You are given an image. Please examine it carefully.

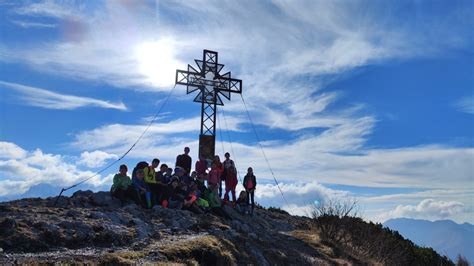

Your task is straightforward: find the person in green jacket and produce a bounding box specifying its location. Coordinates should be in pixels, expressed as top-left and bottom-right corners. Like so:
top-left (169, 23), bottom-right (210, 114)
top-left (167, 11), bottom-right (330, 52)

top-left (144, 158), bottom-right (160, 206)
top-left (111, 164), bottom-right (137, 205)
top-left (203, 187), bottom-right (231, 219)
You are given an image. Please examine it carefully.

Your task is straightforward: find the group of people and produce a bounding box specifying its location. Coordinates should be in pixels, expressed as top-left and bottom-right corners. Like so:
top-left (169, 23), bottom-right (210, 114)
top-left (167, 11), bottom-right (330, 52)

top-left (110, 147), bottom-right (257, 218)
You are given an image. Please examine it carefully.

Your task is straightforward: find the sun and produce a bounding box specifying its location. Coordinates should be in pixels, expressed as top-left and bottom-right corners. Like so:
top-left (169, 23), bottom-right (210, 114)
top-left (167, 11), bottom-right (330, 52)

top-left (134, 38), bottom-right (182, 88)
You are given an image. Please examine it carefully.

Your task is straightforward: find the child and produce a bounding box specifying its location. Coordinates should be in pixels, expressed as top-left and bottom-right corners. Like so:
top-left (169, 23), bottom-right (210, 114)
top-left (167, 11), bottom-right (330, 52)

top-left (191, 171), bottom-right (198, 182)
top-left (243, 167), bottom-right (257, 215)
top-left (144, 158), bottom-right (160, 207)
top-left (212, 155), bottom-right (224, 197)
top-left (165, 167), bottom-right (173, 180)
top-left (207, 161), bottom-right (221, 193)
top-left (223, 153), bottom-right (238, 204)
top-left (235, 190), bottom-right (250, 215)
top-left (110, 164), bottom-right (136, 205)
top-left (132, 169), bottom-right (151, 208)
top-left (167, 176), bottom-right (186, 210)
top-left (203, 187), bottom-right (231, 220)
top-left (195, 155), bottom-right (208, 181)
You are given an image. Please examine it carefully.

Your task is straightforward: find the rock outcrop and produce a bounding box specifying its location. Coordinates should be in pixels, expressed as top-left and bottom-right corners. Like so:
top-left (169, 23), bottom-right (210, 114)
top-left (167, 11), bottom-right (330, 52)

top-left (0, 191), bottom-right (453, 265)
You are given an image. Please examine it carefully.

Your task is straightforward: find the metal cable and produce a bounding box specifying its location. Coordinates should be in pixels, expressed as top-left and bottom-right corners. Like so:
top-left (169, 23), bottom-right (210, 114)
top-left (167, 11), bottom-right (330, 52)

top-left (239, 94), bottom-right (289, 206)
top-left (221, 108), bottom-right (243, 184)
top-left (53, 85), bottom-right (176, 205)
top-left (216, 109), bottom-right (226, 156)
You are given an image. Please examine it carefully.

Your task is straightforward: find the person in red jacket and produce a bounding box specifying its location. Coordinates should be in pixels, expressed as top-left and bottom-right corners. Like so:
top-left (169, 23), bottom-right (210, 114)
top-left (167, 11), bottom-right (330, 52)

top-left (207, 161), bottom-right (222, 193)
top-left (195, 155), bottom-right (208, 182)
top-left (223, 152), bottom-right (238, 204)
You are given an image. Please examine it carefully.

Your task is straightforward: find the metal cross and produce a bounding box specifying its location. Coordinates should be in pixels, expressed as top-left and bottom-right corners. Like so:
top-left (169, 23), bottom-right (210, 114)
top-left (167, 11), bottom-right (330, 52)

top-left (175, 50), bottom-right (242, 160)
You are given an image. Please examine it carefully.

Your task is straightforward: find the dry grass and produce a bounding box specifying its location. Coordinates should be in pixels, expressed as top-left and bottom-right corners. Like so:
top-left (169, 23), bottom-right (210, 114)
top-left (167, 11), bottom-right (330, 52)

top-left (291, 230), bottom-right (356, 265)
top-left (101, 250), bottom-right (146, 265)
top-left (159, 235), bottom-right (237, 265)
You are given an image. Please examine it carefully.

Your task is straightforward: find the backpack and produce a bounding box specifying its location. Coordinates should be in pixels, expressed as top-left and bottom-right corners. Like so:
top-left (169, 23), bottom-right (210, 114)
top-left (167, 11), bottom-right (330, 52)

top-left (132, 161), bottom-right (149, 179)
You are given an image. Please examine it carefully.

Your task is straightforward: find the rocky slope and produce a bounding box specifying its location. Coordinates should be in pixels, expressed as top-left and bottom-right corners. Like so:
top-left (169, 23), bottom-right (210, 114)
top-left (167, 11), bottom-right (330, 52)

top-left (0, 191), bottom-right (453, 265)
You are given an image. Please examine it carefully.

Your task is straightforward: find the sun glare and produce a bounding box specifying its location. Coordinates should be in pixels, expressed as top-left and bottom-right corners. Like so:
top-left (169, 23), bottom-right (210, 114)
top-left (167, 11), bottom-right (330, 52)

top-left (134, 39), bottom-right (181, 88)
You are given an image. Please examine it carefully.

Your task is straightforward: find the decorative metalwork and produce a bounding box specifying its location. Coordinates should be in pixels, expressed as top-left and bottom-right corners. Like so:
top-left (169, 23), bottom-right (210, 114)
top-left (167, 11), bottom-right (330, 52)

top-left (175, 50), bottom-right (242, 160)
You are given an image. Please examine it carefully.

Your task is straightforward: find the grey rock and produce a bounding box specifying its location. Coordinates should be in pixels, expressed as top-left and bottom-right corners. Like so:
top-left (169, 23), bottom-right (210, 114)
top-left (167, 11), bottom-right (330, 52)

top-left (89, 211), bottom-right (110, 220)
top-left (131, 218), bottom-right (150, 239)
top-left (91, 191), bottom-right (121, 208)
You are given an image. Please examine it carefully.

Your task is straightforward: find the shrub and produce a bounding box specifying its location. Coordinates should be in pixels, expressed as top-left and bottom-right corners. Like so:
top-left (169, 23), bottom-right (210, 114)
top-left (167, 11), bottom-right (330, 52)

top-left (310, 198), bottom-right (453, 265)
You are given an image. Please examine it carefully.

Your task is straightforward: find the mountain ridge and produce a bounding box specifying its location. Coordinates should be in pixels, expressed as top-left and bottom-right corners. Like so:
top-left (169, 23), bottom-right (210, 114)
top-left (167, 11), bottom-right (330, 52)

top-left (0, 190), bottom-right (454, 265)
top-left (384, 217), bottom-right (473, 264)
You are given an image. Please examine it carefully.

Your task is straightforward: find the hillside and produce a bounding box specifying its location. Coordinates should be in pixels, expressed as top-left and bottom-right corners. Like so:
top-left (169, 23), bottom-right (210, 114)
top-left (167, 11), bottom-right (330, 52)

top-left (0, 191), bottom-right (453, 265)
top-left (384, 218), bottom-right (474, 264)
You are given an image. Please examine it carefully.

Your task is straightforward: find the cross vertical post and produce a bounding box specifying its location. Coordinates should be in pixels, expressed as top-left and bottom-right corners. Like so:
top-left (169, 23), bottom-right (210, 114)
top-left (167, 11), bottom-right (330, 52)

top-left (175, 50), bottom-right (242, 161)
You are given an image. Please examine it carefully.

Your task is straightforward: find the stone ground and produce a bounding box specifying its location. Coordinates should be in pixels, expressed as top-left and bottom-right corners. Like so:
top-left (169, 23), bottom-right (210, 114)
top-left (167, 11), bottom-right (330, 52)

top-left (0, 190), bottom-right (362, 265)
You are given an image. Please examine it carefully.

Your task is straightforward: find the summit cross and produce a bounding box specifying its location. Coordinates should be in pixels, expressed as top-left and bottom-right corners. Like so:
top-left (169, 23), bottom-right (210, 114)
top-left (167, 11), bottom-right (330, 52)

top-left (175, 50), bottom-right (242, 160)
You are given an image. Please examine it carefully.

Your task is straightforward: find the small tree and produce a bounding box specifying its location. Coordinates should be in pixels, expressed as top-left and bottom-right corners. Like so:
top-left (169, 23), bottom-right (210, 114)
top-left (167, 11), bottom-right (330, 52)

top-left (310, 198), bottom-right (358, 243)
top-left (456, 254), bottom-right (470, 266)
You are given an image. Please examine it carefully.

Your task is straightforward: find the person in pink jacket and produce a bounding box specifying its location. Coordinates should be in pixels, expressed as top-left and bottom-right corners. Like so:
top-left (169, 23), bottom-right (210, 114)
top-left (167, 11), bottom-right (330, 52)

top-left (207, 161), bottom-right (222, 193)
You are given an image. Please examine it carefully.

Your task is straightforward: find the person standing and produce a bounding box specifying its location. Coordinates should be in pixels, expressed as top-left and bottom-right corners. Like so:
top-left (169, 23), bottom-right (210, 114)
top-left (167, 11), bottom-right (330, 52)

top-left (207, 161), bottom-right (221, 193)
top-left (212, 155), bottom-right (224, 197)
top-left (223, 152), bottom-right (238, 204)
top-left (243, 167), bottom-right (257, 215)
top-left (195, 154), bottom-right (208, 182)
top-left (176, 147), bottom-right (192, 175)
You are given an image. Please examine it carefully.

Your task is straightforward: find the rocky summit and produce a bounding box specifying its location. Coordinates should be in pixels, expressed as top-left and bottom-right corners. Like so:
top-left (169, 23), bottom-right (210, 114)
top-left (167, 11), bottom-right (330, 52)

top-left (0, 191), bottom-right (452, 265)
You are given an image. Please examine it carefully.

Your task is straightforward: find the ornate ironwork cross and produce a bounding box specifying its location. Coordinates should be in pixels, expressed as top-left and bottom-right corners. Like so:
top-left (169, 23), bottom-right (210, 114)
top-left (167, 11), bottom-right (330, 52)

top-left (175, 50), bottom-right (242, 161)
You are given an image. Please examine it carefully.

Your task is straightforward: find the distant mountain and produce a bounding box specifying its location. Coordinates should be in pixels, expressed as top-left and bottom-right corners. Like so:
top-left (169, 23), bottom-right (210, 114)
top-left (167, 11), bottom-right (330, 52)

top-left (384, 218), bottom-right (474, 264)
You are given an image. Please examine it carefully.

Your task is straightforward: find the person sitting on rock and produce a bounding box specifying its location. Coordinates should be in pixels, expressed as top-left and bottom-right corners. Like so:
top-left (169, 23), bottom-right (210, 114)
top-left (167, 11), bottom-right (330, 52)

top-left (110, 164), bottom-right (137, 205)
top-left (203, 186), bottom-right (232, 219)
top-left (165, 167), bottom-right (173, 182)
top-left (235, 190), bottom-right (250, 215)
top-left (175, 146), bottom-right (192, 175)
top-left (167, 176), bottom-right (188, 210)
top-left (174, 167), bottom-right (189, 185)
top-left (154, 163), bottom-right (170, 206)
top-left (155, 163), bottom-right (168, 183)
top-left (144, 158), bottom-right (160, 207)
top-left (182, 193), bottom-right (204, 214)
top-left (190, 171), bottom-right (198, 182)
top-left (243, 167), bottom-right (257, 215)
top-left (132, 168), bottom-right (150, 208)
top-left (223, 152), bottom-right (238, 205)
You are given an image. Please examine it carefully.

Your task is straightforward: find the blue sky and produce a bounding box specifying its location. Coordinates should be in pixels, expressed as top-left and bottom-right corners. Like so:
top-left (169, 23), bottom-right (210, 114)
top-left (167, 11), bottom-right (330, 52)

top-left (0, 0), bottom-right (473, 224)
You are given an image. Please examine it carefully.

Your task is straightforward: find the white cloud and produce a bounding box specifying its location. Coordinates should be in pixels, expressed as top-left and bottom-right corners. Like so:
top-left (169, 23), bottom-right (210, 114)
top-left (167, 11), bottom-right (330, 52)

top-left (69, 113), bottom-right (473, 191)
top-left (0, 81), bottom-right (127, 110)
top-left (71, 115), bottom-right (244, 154)
top-left (0, 142), bottom-right (110, 197)
top-left (78, 150), bottom-right (118, 168)
top-left (0, 142), bottom-right (27, 159)
top-left (255, 181), bottom-right (350, 213)
top-left (377, 199), bottom-right (468, 222)
top-left (11, 20), bottom-right (57, 28)
top-left (14, 0), bottom-right (82, 19)
top-left (455, 96), bottom-right (474, 114)
top-left (281, 204), bottom-right (314, 217)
